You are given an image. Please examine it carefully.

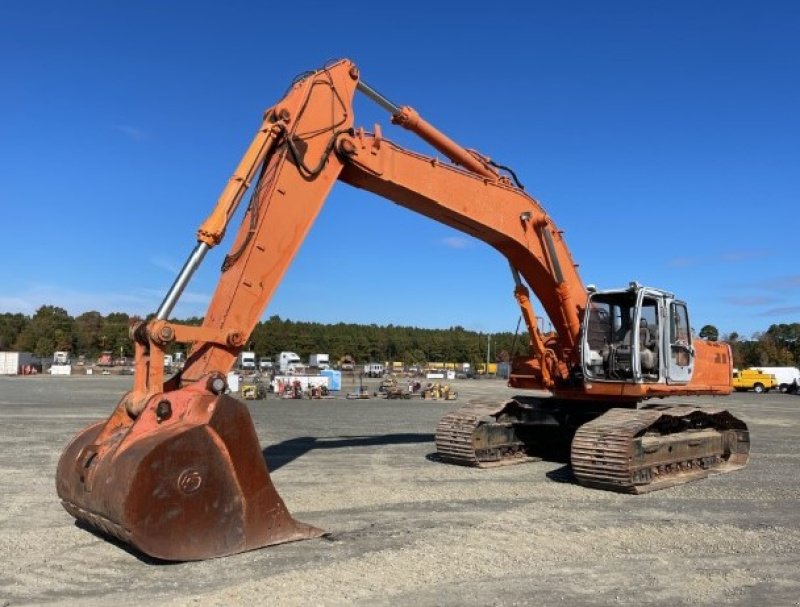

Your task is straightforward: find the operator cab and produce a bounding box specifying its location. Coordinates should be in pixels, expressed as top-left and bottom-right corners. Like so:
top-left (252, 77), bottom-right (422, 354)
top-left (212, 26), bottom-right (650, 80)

top-left (581, 283), bottom-right (693, 384)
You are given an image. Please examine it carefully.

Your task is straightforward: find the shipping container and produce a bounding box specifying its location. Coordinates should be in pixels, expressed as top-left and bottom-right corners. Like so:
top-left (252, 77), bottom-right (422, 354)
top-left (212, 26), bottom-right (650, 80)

top-left (0, 351), bottom-right (37, 375)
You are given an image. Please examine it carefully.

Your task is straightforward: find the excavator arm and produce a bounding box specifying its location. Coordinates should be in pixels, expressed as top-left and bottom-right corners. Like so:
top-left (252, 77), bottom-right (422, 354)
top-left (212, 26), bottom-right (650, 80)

top-left (154, 58), bottom-right (584, 401)
top-left (56, 59), bottom-right (748, 562)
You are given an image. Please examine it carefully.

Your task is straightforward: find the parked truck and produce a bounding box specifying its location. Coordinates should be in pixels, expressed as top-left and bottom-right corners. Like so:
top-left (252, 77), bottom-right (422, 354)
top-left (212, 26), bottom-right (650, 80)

top-left (278, 351), bottom-right (303, 374)
top-left (308, 353), bottom-right (330, 369)
top-left (53, 351), bottom-right (70, 365)
top-left (732, 369), bottom-right (778, 393)
top-left (747, 367), bottom-right (800, 394)
top-left (238, 351), bottom-right (257, 371)
top-left (50, 351), bottom-right (72, 375)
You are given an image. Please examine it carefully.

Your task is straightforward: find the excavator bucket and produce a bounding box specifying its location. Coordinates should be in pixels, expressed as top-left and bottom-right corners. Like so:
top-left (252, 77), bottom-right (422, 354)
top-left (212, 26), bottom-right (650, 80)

top-left (56, 387), bottom-right (322, 561)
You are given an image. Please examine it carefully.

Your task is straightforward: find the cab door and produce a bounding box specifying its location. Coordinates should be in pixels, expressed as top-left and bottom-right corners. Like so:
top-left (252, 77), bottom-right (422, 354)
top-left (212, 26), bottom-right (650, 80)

top-left (666, 300), bottom-right (693, 383)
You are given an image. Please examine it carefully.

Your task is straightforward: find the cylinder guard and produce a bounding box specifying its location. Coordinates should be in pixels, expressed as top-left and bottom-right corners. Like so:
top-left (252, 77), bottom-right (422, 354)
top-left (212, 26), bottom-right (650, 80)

top-left (56, 390), bottom-right (322, 561)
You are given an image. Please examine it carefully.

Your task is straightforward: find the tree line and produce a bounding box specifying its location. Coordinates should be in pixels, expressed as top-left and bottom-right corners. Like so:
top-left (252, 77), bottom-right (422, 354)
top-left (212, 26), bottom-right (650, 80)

top-left (0, 306), bottom-right (525, 367)
top-left (1, 306), bottom-right (798, 369)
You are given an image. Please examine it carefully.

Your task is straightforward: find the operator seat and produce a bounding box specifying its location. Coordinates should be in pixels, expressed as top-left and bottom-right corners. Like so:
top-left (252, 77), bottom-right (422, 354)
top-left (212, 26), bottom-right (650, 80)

top-left (637, 319), bottom-right (658, 373)
top-left (621, 319), bottom-right (652, 347)
top-left (619, 319), bottom-right (657, 374)
top-left (637, 319), bottom-right (652, 348)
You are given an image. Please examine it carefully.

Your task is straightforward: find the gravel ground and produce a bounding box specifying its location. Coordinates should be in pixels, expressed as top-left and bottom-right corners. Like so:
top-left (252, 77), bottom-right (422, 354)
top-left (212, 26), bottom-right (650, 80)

top-left (1, 375), bottom-right (799, 606)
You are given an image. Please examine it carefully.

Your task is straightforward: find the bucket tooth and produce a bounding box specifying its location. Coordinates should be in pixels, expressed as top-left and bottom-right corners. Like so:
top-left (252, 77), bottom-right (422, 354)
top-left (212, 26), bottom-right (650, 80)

top-left (56, 390), bottom-right (322, 561)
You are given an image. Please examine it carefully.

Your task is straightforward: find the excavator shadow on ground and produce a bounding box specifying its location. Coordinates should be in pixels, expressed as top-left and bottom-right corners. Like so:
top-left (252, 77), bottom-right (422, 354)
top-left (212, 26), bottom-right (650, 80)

top-left (262, 433), bottom-right (435, 472)
top-left (263, 429), bottom-right (580, 484)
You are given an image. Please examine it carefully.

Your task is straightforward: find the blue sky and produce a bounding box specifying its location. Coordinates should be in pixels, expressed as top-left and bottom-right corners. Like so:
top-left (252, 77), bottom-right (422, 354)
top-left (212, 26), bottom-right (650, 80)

top-left (1, 1), bottom-right (798, 338)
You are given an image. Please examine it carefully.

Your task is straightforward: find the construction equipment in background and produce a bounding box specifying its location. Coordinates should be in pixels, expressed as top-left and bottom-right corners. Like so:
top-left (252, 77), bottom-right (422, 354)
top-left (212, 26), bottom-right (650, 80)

top-left (339, 355), bottom-right (355, 371)
top-left (57, 58), bottom-right (749, 561)
top-left (379, 377), bottom-right (397, 392)
top-left (345, 388), bottom-right (371, 399)
top-left (96, 351), bottom-right (113, 367)
top-left (241, 380), bottom-right (267, 400)
top-left (382, 379), bottom-right (412, 399)
top-left (279, 379), bottom-right (304, 399)
top-left (422, 383), bottom-right (457, 401)
top-left (346, 372), bottom-right (370, 399)
top-left (385, 387), bottom-right (412, 399)
top-left (307, 384), bottom-right (330, 399)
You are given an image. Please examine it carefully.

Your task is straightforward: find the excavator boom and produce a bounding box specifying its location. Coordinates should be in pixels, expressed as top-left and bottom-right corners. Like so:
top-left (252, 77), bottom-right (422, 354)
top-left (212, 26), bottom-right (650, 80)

top-left (56, 59), bottom-right (748, 561)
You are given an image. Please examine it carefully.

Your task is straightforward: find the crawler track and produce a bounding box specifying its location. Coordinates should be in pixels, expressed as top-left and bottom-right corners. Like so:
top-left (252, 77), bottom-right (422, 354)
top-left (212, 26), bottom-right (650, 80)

top-left (571, 406), bottom-right (750, 493)
top-left (436, 401), bottom-right (750, 494)
top-left (434, 401), bottom-right (538, 467)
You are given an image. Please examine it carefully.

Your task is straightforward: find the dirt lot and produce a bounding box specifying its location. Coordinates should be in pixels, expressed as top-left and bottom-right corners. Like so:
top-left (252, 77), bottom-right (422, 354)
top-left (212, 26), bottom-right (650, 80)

top-left (1, 375), bottom-right (799, 606)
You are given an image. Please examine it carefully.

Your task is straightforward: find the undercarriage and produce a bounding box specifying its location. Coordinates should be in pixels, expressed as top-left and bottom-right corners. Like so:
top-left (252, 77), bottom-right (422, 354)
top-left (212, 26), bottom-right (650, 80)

top-left (435, 398), bottom-right (750, 493)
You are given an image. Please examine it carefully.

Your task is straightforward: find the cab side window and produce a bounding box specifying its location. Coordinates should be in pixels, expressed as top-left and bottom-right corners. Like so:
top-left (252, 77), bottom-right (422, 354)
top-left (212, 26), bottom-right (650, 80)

top-left (670, 303), bottom-right (690, 366)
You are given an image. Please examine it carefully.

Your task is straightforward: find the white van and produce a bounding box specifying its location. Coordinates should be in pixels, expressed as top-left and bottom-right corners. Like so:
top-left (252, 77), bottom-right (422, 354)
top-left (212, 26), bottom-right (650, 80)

top-left (750, 367), bottom-right (800, 393)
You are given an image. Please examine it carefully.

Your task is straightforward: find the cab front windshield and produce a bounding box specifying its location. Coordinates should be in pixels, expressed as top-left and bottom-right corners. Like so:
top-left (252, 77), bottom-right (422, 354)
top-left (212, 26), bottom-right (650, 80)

top-left (584, 292), bottom-right (660, 381)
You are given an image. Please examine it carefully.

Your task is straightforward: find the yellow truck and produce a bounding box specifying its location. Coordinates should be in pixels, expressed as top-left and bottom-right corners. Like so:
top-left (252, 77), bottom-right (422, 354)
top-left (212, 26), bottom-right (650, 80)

top-left (475, 362), bottom-right (499, 375)
top-left (732, 369), bottom-right (778, 393)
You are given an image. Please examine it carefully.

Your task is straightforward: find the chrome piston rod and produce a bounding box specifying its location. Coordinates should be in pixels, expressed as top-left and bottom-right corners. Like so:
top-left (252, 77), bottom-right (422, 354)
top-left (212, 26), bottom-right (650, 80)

top-left (155, 242), bottom-right (210, 320)
top-left (509, 263), bottom-right (524, 288)
top-left (356, 80), bottom-right (400, 115)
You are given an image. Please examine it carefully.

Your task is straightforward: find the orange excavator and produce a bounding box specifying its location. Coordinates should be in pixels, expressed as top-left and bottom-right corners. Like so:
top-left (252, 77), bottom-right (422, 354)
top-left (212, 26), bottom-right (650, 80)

top-left (56, 59), bottom-right (749, 561)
